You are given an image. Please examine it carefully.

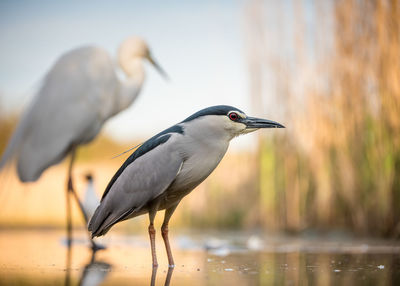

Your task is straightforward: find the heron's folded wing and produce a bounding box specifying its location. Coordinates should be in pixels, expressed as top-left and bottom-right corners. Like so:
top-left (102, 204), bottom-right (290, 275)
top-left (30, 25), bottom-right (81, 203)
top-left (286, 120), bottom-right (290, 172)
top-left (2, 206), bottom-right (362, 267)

top-left (88, 138), bottom-right (183, 236)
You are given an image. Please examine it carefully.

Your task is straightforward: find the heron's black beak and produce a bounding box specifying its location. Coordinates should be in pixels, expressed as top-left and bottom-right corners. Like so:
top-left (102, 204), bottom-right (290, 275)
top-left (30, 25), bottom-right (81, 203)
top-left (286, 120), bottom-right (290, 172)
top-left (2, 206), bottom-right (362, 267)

top-left (242, 116), bottom-right (285, 129)
top-left (147, 54), bottom-right (169, 80)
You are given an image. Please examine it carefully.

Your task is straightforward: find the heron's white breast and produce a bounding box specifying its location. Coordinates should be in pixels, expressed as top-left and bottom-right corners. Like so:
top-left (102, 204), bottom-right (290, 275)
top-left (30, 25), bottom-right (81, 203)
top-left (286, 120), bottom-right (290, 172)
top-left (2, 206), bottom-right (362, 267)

top-left (168, 117), bottom-right (231, 193)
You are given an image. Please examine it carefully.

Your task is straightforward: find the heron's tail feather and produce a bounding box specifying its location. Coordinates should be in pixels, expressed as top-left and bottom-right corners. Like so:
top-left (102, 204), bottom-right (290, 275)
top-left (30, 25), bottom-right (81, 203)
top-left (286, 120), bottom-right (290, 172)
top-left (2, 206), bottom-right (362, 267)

top-left (88, 203), bottom-right (134, 238)
top-left (88, 206), bottom-right (111, 237)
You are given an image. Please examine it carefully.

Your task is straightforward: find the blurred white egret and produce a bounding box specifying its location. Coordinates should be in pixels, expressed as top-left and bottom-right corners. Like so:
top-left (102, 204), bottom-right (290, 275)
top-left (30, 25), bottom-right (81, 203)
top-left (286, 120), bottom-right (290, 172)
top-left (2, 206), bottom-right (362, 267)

top-left (0, 36), bottom-right (167, 249)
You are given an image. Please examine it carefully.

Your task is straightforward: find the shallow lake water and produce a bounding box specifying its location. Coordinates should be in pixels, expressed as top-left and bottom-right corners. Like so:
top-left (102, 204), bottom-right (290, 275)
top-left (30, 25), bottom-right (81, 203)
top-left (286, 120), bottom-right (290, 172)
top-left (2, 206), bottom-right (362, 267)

top-left (1, 229), bottom-right (400, 285)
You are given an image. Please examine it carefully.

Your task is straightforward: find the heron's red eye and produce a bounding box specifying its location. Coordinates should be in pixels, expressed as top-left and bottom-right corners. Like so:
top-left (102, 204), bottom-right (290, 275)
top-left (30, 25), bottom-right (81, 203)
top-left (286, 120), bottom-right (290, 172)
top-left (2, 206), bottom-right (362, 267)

top-left (229, 112), bottom-right (239, 121)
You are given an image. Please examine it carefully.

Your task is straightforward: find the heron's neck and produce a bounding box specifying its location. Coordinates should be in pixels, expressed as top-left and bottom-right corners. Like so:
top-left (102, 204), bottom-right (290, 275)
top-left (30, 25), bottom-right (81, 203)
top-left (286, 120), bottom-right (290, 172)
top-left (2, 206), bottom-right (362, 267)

top-left (116, 59), bottom-right (145, 113)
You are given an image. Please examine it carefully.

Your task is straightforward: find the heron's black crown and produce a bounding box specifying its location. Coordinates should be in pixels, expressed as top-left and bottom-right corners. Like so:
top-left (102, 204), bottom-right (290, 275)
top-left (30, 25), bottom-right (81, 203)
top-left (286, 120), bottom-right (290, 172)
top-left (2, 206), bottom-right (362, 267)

top-left (181, 105), bottom-right (245, 123)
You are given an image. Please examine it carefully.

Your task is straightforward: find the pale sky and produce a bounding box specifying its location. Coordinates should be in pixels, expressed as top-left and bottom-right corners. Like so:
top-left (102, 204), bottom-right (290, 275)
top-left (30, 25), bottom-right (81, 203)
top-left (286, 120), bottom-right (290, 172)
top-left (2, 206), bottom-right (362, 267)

top-left (0, 0), bottom-right (273, 149)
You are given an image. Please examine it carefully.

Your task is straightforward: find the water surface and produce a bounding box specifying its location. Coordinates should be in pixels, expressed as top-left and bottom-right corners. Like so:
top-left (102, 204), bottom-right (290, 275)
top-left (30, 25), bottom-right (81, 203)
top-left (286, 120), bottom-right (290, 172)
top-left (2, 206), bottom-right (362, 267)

top-left (0, 230), bottom-right (399, 285)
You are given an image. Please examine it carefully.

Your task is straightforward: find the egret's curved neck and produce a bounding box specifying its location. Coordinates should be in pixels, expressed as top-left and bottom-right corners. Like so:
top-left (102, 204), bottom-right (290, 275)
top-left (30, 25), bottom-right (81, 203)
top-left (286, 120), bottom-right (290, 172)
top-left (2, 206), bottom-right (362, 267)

top-left (121, 58), bottom-right (145, 85)
top-left (115, 58), bottom-right (145, 114)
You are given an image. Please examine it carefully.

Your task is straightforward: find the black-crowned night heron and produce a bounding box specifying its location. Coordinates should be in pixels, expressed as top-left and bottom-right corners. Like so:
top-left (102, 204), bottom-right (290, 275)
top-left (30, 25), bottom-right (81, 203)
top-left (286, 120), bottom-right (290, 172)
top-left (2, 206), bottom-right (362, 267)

top-left (88, 105), bottom-right (284, 267)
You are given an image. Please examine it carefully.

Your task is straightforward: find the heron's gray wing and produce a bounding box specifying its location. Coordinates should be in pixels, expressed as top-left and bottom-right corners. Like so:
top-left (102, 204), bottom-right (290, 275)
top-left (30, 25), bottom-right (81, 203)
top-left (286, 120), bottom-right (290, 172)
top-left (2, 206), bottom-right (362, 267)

top-left (0, 47), bottom-right (118, 181)
top-left (88, 135), bottom-right (183, 237)
top-left (101, 125), bottom-right (184, 201)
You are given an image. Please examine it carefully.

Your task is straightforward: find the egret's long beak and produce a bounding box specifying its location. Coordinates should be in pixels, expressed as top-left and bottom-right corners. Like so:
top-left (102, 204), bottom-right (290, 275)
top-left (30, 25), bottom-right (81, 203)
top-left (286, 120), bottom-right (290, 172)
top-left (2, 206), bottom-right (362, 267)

top-left (242, 116), bottom-right (285, 129)
top-left (147, 54), bottom-right (169, 80)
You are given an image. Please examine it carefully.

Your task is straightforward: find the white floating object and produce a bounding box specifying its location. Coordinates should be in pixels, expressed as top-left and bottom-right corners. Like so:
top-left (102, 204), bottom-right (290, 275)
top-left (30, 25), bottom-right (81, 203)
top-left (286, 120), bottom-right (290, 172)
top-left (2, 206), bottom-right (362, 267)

top-left (378, 265), bottom-right (385, 269)
top-left (246, 235), bottom-right (263, 251)
top-left (209, 247), bottom-right (230, 257)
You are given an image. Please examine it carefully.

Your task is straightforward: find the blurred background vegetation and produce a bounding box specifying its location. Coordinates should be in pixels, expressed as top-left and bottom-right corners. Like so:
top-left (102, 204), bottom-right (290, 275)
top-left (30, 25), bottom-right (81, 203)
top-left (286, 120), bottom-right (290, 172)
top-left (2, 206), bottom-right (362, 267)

top-left (244, 0), bottom-right (400, 237)
top-left (0, 0), bottom-right (399, 238)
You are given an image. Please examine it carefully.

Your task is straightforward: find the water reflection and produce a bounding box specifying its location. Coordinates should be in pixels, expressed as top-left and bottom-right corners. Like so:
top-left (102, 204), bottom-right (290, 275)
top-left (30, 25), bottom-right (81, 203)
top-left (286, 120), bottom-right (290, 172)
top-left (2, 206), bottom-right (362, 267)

top-left (65, 235), bottom-right (108, 286)
top-left (63, 239), bottom-right (111, 286)
top-left (78, 258), bottom-right (111, 286)
top-left (64, 235), bottom-right (175, 286)
top-left (1, 230), bottom-right (400, 285)
top-left (150, 266), bottom-right (174, 286)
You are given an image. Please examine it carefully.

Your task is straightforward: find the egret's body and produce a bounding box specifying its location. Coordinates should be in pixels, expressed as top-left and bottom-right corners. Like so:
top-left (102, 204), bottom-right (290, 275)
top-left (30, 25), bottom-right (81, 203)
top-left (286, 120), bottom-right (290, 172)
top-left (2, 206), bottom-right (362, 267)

top-left (6, 47), bottom-right (121, 181)
top-left (0, 37), bottom-right (166, 248)
top-left (89, 105), bottom-right (284, 266)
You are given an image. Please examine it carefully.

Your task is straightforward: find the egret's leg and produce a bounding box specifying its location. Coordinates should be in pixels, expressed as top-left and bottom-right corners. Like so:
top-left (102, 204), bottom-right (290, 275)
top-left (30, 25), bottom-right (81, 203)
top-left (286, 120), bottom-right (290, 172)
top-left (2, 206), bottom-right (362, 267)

top-left (67, 149), bottom-right (104, 252)
top-left (64, 151), bottom-right (76, 286)
top-left (161, 203), bottom-right (179, 268)
top-left (148, 209), bottom-right (158, 268)
top-left (69, 185), bottom-right (103, 251)
top-left (64, 237), bottom-right (72, 286)
top-left (70, 186), bottom-right (89, 223)
top-left (66, 150), bottom-right (76, 248)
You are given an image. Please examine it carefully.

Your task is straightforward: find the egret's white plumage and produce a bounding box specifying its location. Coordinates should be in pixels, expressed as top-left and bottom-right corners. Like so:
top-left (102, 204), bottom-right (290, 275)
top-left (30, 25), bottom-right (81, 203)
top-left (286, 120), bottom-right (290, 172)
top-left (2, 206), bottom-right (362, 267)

top-left (0, 36), bottom-right (166, 251)
top-left (0, 36), bottom-right (163, 181)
